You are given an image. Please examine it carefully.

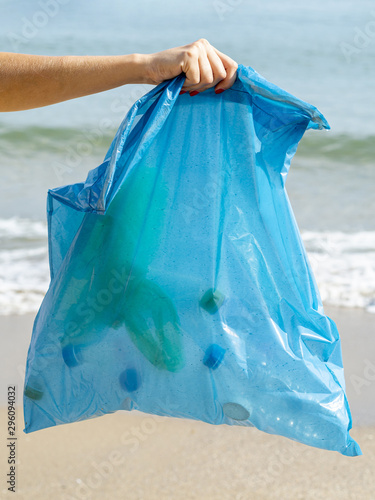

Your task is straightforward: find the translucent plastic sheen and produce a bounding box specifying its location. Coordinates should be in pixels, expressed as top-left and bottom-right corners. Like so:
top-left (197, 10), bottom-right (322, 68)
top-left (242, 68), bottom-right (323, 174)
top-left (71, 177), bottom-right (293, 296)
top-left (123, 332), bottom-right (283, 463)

top-left (23, 65), bottom-right (361, 456)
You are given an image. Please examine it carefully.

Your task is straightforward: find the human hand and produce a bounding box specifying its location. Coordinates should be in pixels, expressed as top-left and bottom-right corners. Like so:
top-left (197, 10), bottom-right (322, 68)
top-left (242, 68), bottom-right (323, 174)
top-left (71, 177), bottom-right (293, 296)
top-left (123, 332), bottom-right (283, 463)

top-left (142, 39), bottom-right (238, 95)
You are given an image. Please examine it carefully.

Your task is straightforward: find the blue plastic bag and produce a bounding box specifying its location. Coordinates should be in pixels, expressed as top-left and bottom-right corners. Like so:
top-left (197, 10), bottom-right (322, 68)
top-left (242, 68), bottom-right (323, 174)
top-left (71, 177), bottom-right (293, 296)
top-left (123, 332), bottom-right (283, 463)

top-left (23, 65), bottom-right (361, 456)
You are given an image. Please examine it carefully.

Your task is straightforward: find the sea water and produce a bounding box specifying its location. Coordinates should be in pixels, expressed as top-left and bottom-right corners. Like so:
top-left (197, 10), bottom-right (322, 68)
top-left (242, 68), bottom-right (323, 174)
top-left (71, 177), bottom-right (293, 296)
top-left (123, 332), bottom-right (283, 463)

top-left (0, 0), bottom-right (374, 315)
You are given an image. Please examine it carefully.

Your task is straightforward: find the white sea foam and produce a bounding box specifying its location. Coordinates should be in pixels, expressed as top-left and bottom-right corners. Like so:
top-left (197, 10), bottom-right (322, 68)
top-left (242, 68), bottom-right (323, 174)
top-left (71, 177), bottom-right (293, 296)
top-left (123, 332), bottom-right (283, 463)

top-left (0, 217), bottom-right (47, 239)
top-left (302, 230), bottom-right (375, 314)
top-left (0, 218), bottom-right (374, 315)
top-left (0, 218), bottom-right (49, 315)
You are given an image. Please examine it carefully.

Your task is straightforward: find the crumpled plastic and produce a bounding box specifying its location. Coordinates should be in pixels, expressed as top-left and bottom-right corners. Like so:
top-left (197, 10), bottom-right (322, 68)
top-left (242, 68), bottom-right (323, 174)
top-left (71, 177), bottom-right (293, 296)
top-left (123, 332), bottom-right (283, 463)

top-left (23, 65), bottom-right (361, 456)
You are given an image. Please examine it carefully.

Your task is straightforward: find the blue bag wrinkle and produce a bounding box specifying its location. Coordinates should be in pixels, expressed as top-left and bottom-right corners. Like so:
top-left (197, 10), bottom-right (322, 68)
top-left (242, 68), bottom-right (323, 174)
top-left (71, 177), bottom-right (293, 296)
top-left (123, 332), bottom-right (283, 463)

top-left (48, 75), bottom-right (185, 215)
top-left (237, 65), bottom-right (330, 130)
top-left (24, 65), bottom-right (361, 457)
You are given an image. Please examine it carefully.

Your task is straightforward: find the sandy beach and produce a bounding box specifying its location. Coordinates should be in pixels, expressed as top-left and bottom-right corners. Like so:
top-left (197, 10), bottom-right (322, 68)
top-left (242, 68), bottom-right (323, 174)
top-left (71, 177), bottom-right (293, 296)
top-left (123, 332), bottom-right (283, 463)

top-left (0, 306), bottom-right (374, 499)
top-left (0, 409), bottom-right (374, 500)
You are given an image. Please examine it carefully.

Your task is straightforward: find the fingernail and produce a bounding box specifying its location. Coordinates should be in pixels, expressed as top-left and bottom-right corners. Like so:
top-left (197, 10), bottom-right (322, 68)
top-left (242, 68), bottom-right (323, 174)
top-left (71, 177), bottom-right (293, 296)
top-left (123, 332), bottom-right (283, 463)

top-left (215, 89), bottom-right (225, 94)
top-left (179, 90), bottom-right (187, 95)
top-left (190, 91), bottom-right (199, 97)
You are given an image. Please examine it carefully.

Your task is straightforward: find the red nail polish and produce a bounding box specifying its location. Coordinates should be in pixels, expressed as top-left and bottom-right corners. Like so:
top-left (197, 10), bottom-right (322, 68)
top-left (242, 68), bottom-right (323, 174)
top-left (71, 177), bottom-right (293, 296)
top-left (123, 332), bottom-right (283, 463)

top-left (190, 91), bottom-right (199, 97)
top-left (179, 90), bottom-right (187, 95)
top-left (215, 89), bottom-right (225, 94)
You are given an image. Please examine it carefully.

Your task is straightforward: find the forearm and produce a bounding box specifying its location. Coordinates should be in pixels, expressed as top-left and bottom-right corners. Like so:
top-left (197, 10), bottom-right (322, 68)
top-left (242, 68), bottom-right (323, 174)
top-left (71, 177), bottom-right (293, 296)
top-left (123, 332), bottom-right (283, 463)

top-left (0, 52), bottom-right (150, 112)
top-left (0, 41), bottom-right (238, 112)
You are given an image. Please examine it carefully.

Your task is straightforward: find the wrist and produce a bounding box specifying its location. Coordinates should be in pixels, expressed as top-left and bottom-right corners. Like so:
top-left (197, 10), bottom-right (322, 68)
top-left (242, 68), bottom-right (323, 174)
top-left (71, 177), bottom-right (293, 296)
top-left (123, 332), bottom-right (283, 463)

top-left (125, 53), bottom-right (153, 85)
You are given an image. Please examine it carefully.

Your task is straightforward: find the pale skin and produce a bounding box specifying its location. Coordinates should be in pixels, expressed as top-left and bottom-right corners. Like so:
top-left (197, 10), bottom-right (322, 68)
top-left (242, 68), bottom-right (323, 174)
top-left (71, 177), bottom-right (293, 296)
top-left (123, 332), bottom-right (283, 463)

top-left (0, 39), bottom-right (238, 112)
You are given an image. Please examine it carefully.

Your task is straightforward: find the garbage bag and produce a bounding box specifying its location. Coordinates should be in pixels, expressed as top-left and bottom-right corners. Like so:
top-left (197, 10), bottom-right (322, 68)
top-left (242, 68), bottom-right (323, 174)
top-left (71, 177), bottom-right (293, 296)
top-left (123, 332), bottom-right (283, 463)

top-left (23, 64), bottom-right (361, 457)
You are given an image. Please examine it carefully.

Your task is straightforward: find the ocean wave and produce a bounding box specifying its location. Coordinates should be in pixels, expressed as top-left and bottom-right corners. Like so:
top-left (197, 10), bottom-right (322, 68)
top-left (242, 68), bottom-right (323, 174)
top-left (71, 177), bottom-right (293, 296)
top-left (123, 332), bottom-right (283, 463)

top-left (0, 218), bottom-right (49, 315)
top-left (0, 217), bottom-right (47, 239)
top-left (296, 132), bottom-right (375, 166)
top-left (303, 230), bottom-right (375, 314)
top-left (1, 125), bottom-right (375, 166)
top-left (0, 218), bottom-right (374, 315)
top-left (0, 124), bottom-right (115, 157)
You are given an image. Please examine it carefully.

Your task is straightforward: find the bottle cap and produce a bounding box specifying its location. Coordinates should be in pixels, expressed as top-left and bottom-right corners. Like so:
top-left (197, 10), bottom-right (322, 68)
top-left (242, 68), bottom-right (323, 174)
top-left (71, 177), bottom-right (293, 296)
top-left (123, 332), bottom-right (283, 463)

top-left (62, 344), bottom-right (83, 367)
top-left (223, 402), bottom-right (250, 421)
top-left (24, 381), bottom-right (43, 401)
top-left (199, 288), bottom-right (225, 314)
top-left (203, 344), bottom-right (226, 370)
top-left (119, 368), bottom-right (141, 392)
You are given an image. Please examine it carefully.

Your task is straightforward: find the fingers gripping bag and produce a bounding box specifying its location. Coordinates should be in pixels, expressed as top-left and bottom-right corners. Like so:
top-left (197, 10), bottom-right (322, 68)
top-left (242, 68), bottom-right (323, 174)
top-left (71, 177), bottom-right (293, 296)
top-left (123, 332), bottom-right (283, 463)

top-left (23, 65), bottom-right (361, 456)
